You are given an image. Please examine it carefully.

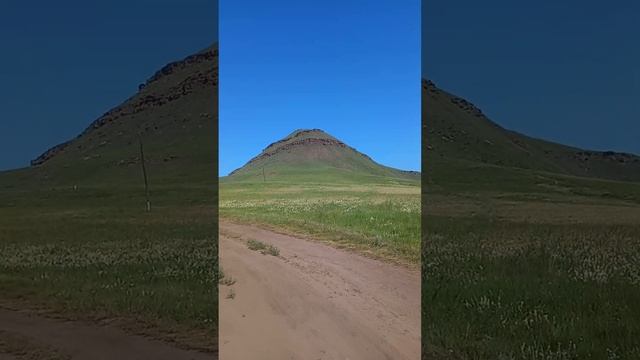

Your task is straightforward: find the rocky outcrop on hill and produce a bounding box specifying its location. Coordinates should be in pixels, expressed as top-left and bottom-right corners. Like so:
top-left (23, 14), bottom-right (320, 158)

top-left (575, 150), bottom-right (640, 165)
top-left (253, 138), bottom-right (347, 162)
top-left (145, 47), bottom-right (218, 86)
top-left (30, 141), bottom-right (72, 166)
top-left (424, 80), bottom-right (486, 119)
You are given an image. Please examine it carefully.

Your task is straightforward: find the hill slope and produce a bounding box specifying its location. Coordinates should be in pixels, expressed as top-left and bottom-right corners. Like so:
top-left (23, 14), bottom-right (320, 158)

top-left (225, 129), bottom-right (419, 184)
top-left (423, 79), bottom-right (640, 182)
top-left (1, 44), bottom-right (218, 188)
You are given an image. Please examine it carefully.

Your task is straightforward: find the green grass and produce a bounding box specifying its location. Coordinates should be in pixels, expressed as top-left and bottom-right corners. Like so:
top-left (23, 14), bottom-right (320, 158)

top-left (246, 239), bottom-right (280, 256)
top-left (220, 179), bottom-right (421, 264)
top-left (226, 163), bottom-right (419, 186)
top-left (423, 167), bottom-right (640, 359)
top-left (0, 184), bottom-right (217, 351)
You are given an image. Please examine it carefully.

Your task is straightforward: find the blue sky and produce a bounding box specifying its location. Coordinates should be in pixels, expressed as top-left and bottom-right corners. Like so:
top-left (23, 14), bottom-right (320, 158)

top-left (0, 0), bottom-right (217, 171)
top-left (424, 0), bottom-right (640, 156)
top-left (219, 0), bottom-right (421, 176)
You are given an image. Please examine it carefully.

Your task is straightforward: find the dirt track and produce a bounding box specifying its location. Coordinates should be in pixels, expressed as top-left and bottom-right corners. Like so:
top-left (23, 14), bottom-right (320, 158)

top-left (0, 307), bottom-right (213, 360)
top-left (219, 220), bottom-right (421, 360)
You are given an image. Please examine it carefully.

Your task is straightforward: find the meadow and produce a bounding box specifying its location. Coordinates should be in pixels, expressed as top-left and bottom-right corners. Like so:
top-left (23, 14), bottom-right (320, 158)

top-left (423, 168), bottom-right (640, 359)
top-left (219, 179), bottom-right (421, 264)
top-left (0, 184), bottom-right (218, 352)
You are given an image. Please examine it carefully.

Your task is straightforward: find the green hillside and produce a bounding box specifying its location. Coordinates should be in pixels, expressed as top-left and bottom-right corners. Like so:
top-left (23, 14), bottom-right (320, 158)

top-left (423, 79), bottom-right (640, 184)
top-left (1, 44), bottom-right (218, 189)
top-left (225, 128), bottom-right (420, 185)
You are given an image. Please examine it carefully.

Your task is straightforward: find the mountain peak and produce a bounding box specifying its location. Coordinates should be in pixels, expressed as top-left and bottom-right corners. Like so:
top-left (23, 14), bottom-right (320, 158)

top-left (290, 128), bottom-right (323, 135)
top-left (284, 128), bottom-right (336, 140)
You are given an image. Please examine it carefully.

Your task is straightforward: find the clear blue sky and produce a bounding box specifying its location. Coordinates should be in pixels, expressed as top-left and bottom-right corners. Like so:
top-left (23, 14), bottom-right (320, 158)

top-left (220, 0), bottom-right (421, 176)
top-left (0, 0), bottom-right (217, 171)
top-left (424, 0), bottom-right (640, 156)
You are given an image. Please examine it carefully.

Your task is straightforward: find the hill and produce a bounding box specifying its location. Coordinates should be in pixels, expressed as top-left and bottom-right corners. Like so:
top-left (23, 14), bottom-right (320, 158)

top-left (423, 79), bottom-right (640, 183)
top-left (224, 129), bottom-right (420, 184)
top-left (1, 44), bottom-right (218, 189)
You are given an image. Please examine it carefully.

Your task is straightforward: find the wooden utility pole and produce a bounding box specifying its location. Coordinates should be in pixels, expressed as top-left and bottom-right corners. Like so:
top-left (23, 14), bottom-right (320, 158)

top-left (262, 166), bottom-right (266, 182)
top-left (139, 137), bottom-right (151, 212)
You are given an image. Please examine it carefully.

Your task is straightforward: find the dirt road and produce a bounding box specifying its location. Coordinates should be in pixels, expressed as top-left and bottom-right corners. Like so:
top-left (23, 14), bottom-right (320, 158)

top-left (0, 307), bottom-right (214, 360)
top-left (219, 220), bottom-right (421, 360)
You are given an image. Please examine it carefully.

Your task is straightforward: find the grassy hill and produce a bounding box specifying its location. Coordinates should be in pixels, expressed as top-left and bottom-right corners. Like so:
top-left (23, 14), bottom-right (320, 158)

top-left (225, 128), bottom-right (419, 185)
top-left (1, 45), bottom-right (218, 189)
top-left (423, 79), bottom-right (640, 184)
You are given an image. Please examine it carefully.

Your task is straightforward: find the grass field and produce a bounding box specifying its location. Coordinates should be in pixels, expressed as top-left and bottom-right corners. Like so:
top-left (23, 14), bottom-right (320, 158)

top-left (0, 183), bottom-right (218, 351)
top-left (423, 164), bottom-right (640, 359)
top-left (220, 178), bottom-right (421, 264)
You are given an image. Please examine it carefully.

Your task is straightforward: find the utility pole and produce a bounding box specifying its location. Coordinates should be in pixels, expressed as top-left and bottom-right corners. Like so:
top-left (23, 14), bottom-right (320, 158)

top-left (262, 166), bottom-right (266, 182)
top-left (139, 136), bottom-right (151, 212)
